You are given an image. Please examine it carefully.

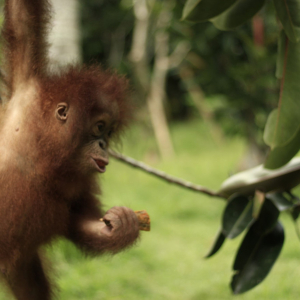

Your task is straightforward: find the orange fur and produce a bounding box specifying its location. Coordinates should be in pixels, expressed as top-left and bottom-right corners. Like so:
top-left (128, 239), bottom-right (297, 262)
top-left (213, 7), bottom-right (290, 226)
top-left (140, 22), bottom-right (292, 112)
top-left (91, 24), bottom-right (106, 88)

top-left (0, 1), bottom-right (139, 299)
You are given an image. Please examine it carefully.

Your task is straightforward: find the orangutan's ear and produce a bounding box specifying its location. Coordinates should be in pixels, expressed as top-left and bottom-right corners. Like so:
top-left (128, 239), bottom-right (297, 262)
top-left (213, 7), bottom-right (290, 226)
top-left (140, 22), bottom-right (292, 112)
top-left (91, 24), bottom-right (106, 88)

top-left (55, 102), bottom-right (69, 121)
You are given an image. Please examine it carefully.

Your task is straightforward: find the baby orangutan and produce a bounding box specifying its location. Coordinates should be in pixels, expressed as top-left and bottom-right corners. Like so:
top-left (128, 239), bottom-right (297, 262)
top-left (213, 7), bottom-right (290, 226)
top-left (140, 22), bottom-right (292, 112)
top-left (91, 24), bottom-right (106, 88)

top-left (0, 0), bottom-right (141, 299)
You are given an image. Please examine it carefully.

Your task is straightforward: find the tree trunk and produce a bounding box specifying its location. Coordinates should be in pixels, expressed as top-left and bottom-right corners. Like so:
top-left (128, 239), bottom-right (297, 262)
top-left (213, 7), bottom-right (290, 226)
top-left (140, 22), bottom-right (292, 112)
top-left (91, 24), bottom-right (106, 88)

top-left (147, 5), bottom-right (174, 158)
top-left (48, 0), bottom-right (81, 67)
top-left (129, 0), bottom-right (174, 159)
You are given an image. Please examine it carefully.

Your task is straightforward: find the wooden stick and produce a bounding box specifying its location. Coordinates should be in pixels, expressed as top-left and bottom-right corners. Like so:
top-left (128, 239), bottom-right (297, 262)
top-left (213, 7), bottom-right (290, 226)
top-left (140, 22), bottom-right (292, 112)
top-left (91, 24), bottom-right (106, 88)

top-left (109, 150), bottom-right (224, 199)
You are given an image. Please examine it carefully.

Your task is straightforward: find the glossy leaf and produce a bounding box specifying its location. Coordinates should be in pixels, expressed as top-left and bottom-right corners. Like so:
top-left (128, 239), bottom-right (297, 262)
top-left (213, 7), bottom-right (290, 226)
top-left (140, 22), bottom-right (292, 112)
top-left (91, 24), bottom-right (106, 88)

top-left (266, 193), bottom-right (294, 211)
top-left (263, 34), bottom-right (300, 168)
top-left (263, 36), bottom-right (300, 148)
top-left (252, 199), bottom-right (280, 234)
top-left (182, 0), bottom-right (237, 22)
top-left (263, 109), bottom-right (278, 147)
top-left (222, 195), bottom-right (253, 239)
top-left (264, 126), bottom-right (300, 169)
top-left (205, 228), bottom-right (226, 258)
top-left (231, 221), bottom-right (284, 294)
top-left (273, 0), bottom-right (300, 42)
top-left (211, 0), bottom-right (265, 31)
top-left (233, 199), bottom-right (279, 276)
top-left (219, 157), bottom-right (300, 198)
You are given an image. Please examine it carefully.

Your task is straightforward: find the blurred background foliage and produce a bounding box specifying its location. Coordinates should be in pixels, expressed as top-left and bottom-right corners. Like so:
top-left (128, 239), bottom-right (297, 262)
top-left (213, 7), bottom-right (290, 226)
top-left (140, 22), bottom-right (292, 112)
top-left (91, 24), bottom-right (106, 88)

top-left (80, 0), bottom-right (279, 162)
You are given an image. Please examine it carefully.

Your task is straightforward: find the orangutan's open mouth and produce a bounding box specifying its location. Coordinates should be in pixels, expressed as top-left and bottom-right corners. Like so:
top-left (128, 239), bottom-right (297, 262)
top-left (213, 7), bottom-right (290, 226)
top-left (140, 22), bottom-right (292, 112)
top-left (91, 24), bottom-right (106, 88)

top-left (91, 157), bottom-right (109, 173)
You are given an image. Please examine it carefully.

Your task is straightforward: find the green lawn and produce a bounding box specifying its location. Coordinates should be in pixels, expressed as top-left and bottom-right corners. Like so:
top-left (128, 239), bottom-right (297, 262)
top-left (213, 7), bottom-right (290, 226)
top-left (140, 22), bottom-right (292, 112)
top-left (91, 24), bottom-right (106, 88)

top-left (2, 120), bottom-right (300, 299)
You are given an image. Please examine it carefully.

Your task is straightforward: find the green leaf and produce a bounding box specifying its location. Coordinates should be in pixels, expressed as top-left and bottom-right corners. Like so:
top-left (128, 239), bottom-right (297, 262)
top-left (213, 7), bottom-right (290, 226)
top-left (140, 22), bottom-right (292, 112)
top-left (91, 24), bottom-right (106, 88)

top-left (273, 0), bottom-right (300, 42)
top-left (263, 36), bottom-right (300, 160)
top-left (205, 228), bottom-right (226, 258)
top-left (219, 157), bottom-right (300, 198)
top-left (250, 199), bottom-right (280, 237)
top-left (222, 195), bottom-right (253, 239)
top-left (231, 221), bottom-right (284, 294)
top-left (267, 193), bottom-right (294, 211)
top-left (264, 127), bottom-right (300, 169)
top-left (276, 31), bottom-right (287, 79)
top-left (233, 199), bottom-right (280, 281)
top-left (182, 0), bottom-right (238, 22)
top-left (211, 0), bottom-right (265, 31)
top-left (263, 109), bottom-right (278, 147)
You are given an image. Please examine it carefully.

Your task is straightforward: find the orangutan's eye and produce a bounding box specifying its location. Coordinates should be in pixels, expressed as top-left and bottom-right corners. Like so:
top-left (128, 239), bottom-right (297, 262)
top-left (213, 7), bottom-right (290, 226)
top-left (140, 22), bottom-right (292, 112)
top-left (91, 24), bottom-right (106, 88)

top-left (97, 122), bottom-right (105, 133)
top-left (93, 122), bottom-right (106, 136)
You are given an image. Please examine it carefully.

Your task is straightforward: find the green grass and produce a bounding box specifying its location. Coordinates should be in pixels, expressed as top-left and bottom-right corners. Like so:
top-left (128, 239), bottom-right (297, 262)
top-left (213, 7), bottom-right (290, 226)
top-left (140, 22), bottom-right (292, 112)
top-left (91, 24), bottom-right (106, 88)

top-left (2, 120), bottom-right (300, 299)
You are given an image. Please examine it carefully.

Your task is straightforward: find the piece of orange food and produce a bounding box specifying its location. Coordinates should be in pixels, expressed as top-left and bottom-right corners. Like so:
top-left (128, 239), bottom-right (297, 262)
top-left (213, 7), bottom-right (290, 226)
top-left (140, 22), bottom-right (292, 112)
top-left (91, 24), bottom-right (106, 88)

top-left (100, 210), bottom-right (150, 231)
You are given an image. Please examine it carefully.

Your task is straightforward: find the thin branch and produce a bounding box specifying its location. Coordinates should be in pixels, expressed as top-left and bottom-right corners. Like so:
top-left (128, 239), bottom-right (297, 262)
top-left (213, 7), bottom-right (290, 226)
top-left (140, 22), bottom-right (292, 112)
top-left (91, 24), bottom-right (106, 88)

top-left (109, 150), bottom-right (224, 199)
